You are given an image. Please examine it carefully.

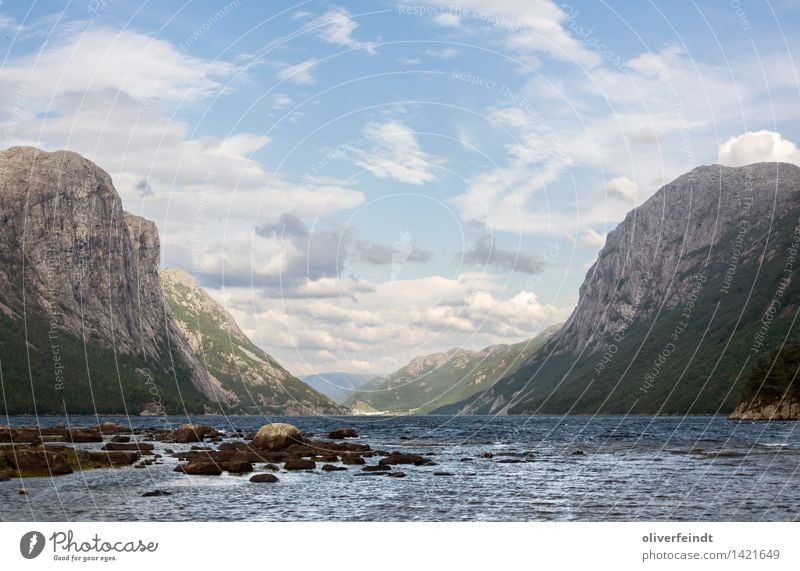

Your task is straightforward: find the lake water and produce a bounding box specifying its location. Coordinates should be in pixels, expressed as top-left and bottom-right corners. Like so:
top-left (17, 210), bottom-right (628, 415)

top-left (1, 415), bottom-right (798, 521)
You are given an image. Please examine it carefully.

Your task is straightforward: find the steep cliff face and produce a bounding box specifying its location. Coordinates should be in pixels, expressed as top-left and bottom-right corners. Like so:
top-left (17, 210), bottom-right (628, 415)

top-left (160, 268), bottom-right (347, 415)
top-left (0, 146), bottom-right (219, 414)
top-left (452, 162), bottom-right (800, 415)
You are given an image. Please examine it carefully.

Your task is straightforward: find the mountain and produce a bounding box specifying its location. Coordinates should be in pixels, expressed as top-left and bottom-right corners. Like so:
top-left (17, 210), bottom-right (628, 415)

top-left (0, 146), bottom-right (217, 414)
top-left (344, 325), bottom-right (560, 414)
top-left (446, 162), bottom-right (800, 415)
top-left (160, 268), bottom-right (346, 414)
top-left (300, 372), bottom-right (376, 404)
top-left (729, 344), bottom-right (800, 420)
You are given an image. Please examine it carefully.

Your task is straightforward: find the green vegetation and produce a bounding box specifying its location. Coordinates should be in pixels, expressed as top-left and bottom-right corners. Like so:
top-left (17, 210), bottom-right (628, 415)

top-left (345, 326), bottom-right (558, 414)
top-left (0, 309), bottom-right (209, 416)
top-left (160, 269), bottom-right (344, 414)
top-left (737, 344), bottom-right (800, 408)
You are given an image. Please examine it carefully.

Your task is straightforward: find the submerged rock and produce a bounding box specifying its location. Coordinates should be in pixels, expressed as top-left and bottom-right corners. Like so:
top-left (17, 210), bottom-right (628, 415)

top-left (321, 464), bottom-right (347, 472)
top-left (250, 473), bottom-right (279, 483)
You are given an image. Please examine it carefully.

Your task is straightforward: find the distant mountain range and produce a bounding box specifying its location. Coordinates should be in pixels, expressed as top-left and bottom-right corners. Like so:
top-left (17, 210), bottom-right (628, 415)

top-left (441, 163), bottom-right (800, 416)
top-left (344, 325), bottom-right (560, 414)
top-left (300, 372), bottom-right (376, 404)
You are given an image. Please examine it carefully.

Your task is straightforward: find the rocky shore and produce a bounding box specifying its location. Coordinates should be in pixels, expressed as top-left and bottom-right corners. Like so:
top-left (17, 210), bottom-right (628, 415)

top-left (0, 421), bottom-right (499, 484)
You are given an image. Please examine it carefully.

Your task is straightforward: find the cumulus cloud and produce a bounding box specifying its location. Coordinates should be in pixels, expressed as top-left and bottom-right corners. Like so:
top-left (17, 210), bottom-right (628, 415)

top-left (212, 272), bottom-right (571, 374)
top-left (310, 7), bottom-right (377, 54)
top-left (462, 221), bottom-right (544, 274)
top-left (351, 120), bottom-right (443, 185)
top-left (0, 27), bottom-right (235, 102)
top-left (718, 131), bottom-right (800, 167)
top-left (604, 176), bottom-right (639, 201)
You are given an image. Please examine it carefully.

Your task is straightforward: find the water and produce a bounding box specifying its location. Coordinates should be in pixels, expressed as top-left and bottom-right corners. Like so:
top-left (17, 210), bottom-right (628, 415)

top-left (1, 415), bottom-right (798, 521)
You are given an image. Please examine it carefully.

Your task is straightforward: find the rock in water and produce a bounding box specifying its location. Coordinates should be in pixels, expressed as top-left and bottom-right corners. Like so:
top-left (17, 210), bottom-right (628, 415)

top-left (251, 423), bottom-right (302, 450)
top-left (250, 473), bottom-right (279, 483)
top-left (174, 462), bottom-right (222, 476)
top-left (284, 457), bottom-right (316, 470)
top-left (173, 424), bottom-right (219, 443)
top-left (328, 428), bottom-right (358, 439)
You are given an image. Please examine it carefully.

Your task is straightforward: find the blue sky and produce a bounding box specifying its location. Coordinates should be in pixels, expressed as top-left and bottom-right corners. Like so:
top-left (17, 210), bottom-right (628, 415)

top-left (2, 0), bottom-right (800, 374)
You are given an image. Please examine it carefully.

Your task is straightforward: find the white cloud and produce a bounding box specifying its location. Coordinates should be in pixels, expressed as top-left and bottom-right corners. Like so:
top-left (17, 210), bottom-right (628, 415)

top-left (432, 13), bottom-right (462, 28)
top-left (718, 130), bottom-right (800, 167)
top-left (422, 0), bottom-right (601, 67)
top-left (277, 58), bottom-right (319, 85)
top-left (579, 229), bottom-right (606, 248)
top-left (604, 176), bottom-right (639, 201)
top-left (212, 272), bottom-right (571, 374)
top-left (0, 28), bottom-right (235, 103)
top-left (310, 7), bottom-right (377, 54)
top-left (273, 94), bottom-right (294, 109)
top-left (352, 120), bottom-right (443, 185)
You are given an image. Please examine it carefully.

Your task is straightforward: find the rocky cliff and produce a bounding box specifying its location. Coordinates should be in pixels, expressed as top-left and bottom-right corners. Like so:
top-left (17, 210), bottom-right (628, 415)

top-left (0, 146), bottom-right (221, 414)
top-left (449, 162), bottom-right (800, 415)
top-left (160, 268), bottom-right (347, 415)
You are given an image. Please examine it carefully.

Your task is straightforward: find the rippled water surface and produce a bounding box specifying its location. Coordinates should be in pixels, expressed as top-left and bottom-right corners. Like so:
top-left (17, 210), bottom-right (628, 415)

top-left (1, 415), bottom-right (798, 521)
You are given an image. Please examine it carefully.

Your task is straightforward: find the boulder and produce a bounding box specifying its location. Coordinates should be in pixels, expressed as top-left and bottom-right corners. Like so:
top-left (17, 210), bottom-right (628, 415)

top-left (433, 472), bottom-right (454, 476)
top-left (284, 457), bottom-right (316, 470)
top-left (174, 462), bottom-right (222, 475)
top-left (387, 471), bottom-right (406, 478)
top-left (250, 473), bottom-right (279, 483)
top-left (341, 454), bottom-right (365, 465)
top-left (0, 428), bottom-right (39, 442)
top-left (4, 449), bottom-right (72, 475)
top-left (321, 464), bottom-right (347, 472)
top-left (328, 428), bottom-right (358, 439)
top-left (221, 461), bottom-right (253, 474)
top-left (378, 453), bottom-right (424, 466)
top-left (142, 490), bottom-right (172, 497)
top-left (251, 423), bottom-right (302, 450)
top-left (173, 424), bottom-right (219, 443)
top-left (65, 428), bottom-right (103, 443)
top-left (97, 422), bottom-right (131, 434)
top-left (111, 436), bottom-right (131, 443)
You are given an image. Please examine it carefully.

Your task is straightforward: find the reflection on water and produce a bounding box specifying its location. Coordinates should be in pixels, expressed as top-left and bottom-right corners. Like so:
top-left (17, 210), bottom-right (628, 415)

top-left (1, 415), bottom-right (798, 521)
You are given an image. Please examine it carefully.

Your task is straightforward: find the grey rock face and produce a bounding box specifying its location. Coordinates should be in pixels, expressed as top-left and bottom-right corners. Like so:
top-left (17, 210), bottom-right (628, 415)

top-left (0, 146), bottom-right (220, 402)
top-left (564, 162), bottom-right (800, 355)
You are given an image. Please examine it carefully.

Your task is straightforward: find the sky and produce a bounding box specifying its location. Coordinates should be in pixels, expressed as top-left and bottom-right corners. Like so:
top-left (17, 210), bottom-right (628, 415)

top-left (1, 0), bottom-right (800, 375)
